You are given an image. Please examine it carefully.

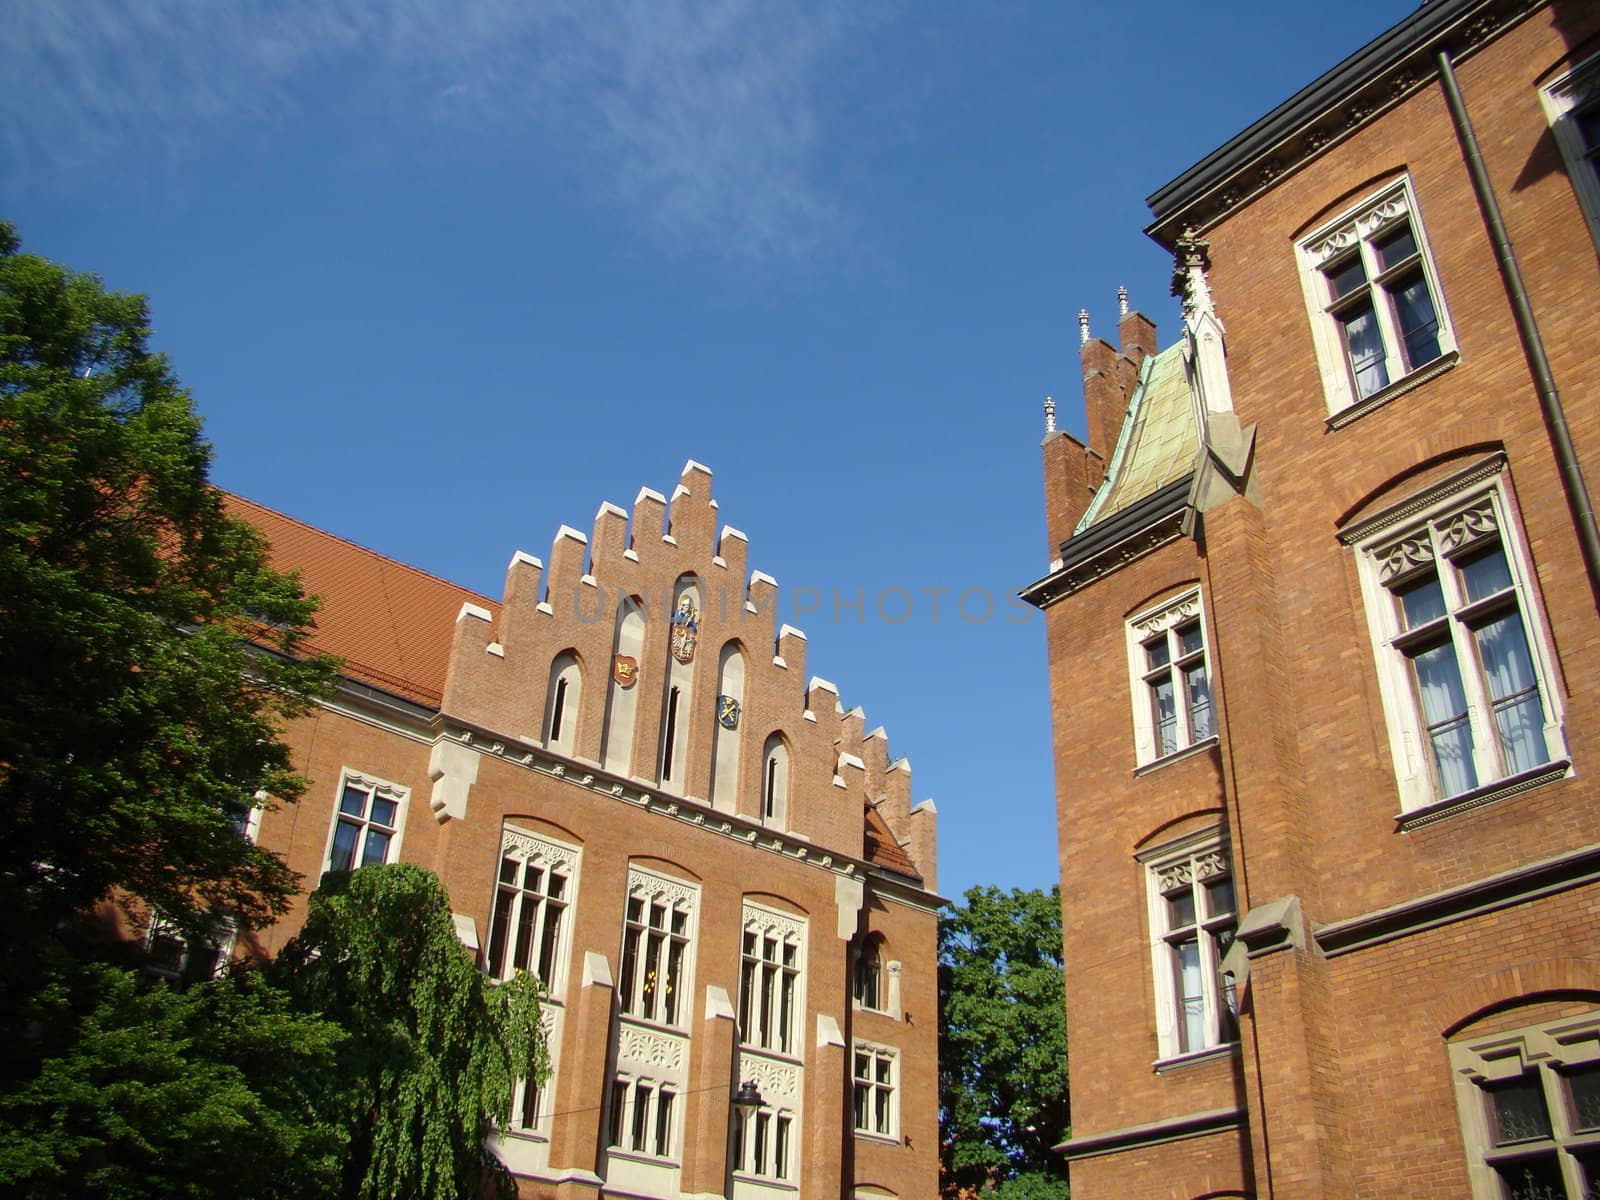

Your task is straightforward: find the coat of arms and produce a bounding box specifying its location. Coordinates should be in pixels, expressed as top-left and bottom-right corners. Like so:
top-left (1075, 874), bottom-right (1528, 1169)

top-left (669, 596), bottom-right (699, 664)
top-left (718, 694), bottom-right (741, 730)
top-left (612, 654), bottom-right (638, 688)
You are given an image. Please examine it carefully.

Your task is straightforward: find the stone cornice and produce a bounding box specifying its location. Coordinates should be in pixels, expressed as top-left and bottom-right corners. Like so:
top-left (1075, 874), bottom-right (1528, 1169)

top-left (1055, 1106), bottom-right (1244, 1161)
top-left (1315, 840), bottom-right (1600, 957)
top-left (1145, 0), bottom-right (1544, 246)
top-left (1020, 476), bottom-right (1194, 609)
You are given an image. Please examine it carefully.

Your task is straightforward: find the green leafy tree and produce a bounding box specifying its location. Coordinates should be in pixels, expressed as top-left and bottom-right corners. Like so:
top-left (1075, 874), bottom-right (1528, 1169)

top-left (0, 959), bottom-right (348, 1200)
top-left (0, 221), bottom-right (337, 1026)
top-left (274, 864), bottom-right (548, 1200)
top-left (939, 886), bottom-right (1070, 1200)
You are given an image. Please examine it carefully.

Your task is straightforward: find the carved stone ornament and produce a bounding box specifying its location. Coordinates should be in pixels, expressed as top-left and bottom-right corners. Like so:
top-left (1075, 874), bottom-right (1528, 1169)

top-left (1438, 500), bottom-right (1498, 552)
top-left (1308, 191), bottom-right (1409, 265)
top-left (1156, 850), bottom-right (1228, 892)
top-left (1132, 594), bottom-right (1201, 638)
top-left (717, 694), bottom-right (741, 730)
top-left (628, 869), bottom-right (697, 908)
top-left (502, 825), bottom-right (578, 872)
top-left (669, 596), bottom-right (700, 664)
top-left (1376, 534), bottom-right (1436, 582)
top-left (743, 904), bottom-right (806, 943)
top-left (618, 1022), bottom-right (687, 1071)
top-left (737, 1052), bottom-right (801, 1105)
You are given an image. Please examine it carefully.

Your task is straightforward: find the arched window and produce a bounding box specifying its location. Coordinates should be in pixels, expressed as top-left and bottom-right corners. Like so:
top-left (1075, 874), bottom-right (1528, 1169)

top-left (602, 597), bottom-right (645, 774)
top-left (546, 652), bottom-right (582, 756)
top-left (761, 735), bottom-right (789, 829)
top-left (854, 936), bottom-right (883, 1010)
top-left (710, 642), bottom-right (745, 813)
top-left (659, 579), bottom-right (699, 789)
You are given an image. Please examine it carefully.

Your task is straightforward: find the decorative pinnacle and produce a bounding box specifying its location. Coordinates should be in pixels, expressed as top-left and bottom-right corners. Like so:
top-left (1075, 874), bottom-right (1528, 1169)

top-left (1043, 395), bottom-right (1057, 434)
top-left (1078, 308), bottom-right (1090, 345)
top-left (1118, 285), bottom-right (1129, 316)
top-left (1171, 228), bottom-right (1215, 319)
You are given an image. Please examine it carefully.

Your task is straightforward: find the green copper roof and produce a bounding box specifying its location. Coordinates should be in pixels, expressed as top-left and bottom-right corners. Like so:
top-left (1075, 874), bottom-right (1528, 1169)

top-left (1075, 342), bottom-right (1198, 533)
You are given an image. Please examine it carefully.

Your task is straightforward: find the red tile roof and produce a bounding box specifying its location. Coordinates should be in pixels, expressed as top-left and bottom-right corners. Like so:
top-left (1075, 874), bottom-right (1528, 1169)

top-left (864, 804), bottom-right (920, 881)
top-left (226, 494), bottom-right (496, 708)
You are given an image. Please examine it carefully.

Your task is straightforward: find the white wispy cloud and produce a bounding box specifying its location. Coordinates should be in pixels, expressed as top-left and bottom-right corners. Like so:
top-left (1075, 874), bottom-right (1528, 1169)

top-left (3, 0), bottom-right (888, 261)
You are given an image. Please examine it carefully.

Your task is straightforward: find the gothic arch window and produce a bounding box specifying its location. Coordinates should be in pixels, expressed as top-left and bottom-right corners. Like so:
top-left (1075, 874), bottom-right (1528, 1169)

top-left (710, 642), bottom-right (746, 813)
top-left (761, 734), bottom-right (790, 829)
top-left (659, 578), bottom-right (699, 789)
top-left (545, 652), bottom-right (582, 756)
top-left (602, 597), bottom-right (645, 775)
top-left (854, 935), bottom-right (884, 1011)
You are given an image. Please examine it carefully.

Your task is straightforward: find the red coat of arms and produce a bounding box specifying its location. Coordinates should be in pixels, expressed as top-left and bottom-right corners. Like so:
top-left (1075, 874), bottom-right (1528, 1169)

top-left (613, 655), bottom-right (638, 688)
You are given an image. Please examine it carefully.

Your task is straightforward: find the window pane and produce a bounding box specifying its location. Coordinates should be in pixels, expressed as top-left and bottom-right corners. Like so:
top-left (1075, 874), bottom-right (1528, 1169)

top-left (608, 1080), bottom-right (626, 1147)
top-left (1374, 222), bottom-right (1419, 271)
top-left (875, 1082), bottom-right (891, 1133)
top-left (368, 796), bottom-right (398, 828)
top-left (1492, 1076), bottom-right (1553, 1144)
top-left (854, 1082), bottom-right (868, 1129)
top-left (1396, 570), bottom-right (1447, 628)
top-left (1205, 876), bottom-right (1235, 919)
top-left (1568, 1065), bottom-right (1600, 1133)
top-left (360, 829), bottom-right (390, 866)
top-left (519, 1078), bottom-right (539, 1128)
top-left (547, 870), bottom-right (566, 900)
top-left (619, 927), bottom-right (639, 1014)
top-left (537, 901), bottom-right (563, 983)
top-left (1185, 661), bottom-right (1213, 741)
top-left (1390, 270), bottom-right (1440, 369)
top-left (1494, 1156), bottom-right (1565, 1200)
top-left (329, 820), bottom-right (359, 873)
top-left (1145, 636), bottom-right (1171, 670)
top-left (1409, 640), bottom-right (1478, 795)
top-left (498, 856), bottom-right (519, 885)
top-left (1165, 887), bottom-right (1196, 929)
top-left (487, 887), bottom-right (515, 977)
top-left (664, 938), bottom-right (684, 1024)
top-left (1461, 544), bottom-right (1513, 603)
top-left (655, 1089), bottom-right (674, 1157)
top-left (1177, 621), bottom-right (1204, 657)
top-left (1326, 254), bottom-right (1367, 298)
top-left (1152, 677), bottom-right (1178, 756)
top-left (1339, 301), bottom-right (1390, 398)
top-left (339, 785), bottom-right (368, 816)
top-left (775, 1115), bottom-right (790, 1177)
top-left (1475, 612), bottom-right (1549, 774)
top-left (1177, 938), bottom-right (1205, 1052)
top-left (631, 1084), bottom-right (650, 1151)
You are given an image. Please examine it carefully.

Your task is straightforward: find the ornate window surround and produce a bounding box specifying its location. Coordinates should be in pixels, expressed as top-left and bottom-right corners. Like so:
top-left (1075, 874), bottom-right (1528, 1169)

top-left (321, 768), bottom-right (409, 875)
top-left (1125, 589), bottom-right (1216, 768)
top-left (1137, 828), bottom-right (1238, 1064)
top-left (1342, 456), bottom-right (1567, 823)
top-left (486, 825), bottom-right (580, 999)
top-left (851, 1041), bottom-right (899, 1142)
top-left (1295, 176), bottom-right (1458, 424)
top-left (1448, 1010), bottom-right (1600, 1199)
top-left (1542, 52), bottom-right (1600, 252)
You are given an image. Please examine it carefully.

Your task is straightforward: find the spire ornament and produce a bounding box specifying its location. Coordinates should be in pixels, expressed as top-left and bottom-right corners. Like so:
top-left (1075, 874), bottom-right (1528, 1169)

top-left (1043, 395), bottom-right (1057, 434)
top-left (1117, 285), bottom-right (1129, 317)
top-left (1171, 229), bottom-right (1215, 321)
top-left (1078, 309), bottom-right (1090, 346)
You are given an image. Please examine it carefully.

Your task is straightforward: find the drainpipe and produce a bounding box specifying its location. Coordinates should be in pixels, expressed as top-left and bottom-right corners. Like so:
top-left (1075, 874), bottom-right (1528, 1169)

top-left (1436, 47), bottom-right (1600, 609)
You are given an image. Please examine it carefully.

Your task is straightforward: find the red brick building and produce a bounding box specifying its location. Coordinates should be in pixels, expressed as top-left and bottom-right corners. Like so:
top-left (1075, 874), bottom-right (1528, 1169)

top-left (207, 462), bottom-right (941, 1199)
top-left (1023, 1), bottom-right (1600, 1196)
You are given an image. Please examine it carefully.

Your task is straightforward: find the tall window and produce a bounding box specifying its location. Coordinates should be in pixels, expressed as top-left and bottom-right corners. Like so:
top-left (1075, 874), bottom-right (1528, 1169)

top-left (1141, 834), bottom-right (1237, 1060)
top-left (545, 653), bottom-right (582, 756)
top-left (1544, 54), bottom-right (1600, 250)
top-left (485, 827), bottom-right (577, 991)
top-left (1298, 179), bottom-right (1454, 415)
top-left (607, 1076), bottom-right (678, 1160)
top-left (854, 937), bottom-right (882, 1011)
top-left (618, 873), bottom-right (695, 1027)
top-left (326, 772), bottom-right (406, 873)
top-left (1449, 1012), bottom-right (1600, 1199)
top-left (732, 1105), bottom-right (795, 1181)
top-left (1348, 465), bottom-right (1565, 812)
top-left (853, 1044), bottom-right (897, 1138)
top-left (1127, 591), bottom-right (1213, 765)
top-left (739, 907), bottom-right (804, 1056)
top-left (761, 735), bottom-right (789, 828)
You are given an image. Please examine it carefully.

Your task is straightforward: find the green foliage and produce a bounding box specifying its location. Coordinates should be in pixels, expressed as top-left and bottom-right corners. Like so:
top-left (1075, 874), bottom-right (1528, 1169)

top-left (275, 864), bottom-right (548, 1200)
top-left (0, 959), bottom-right (347, 1200)
top-left (0, 221), bottom-right (338, 994)
top-left (939, 885), bottom-right (1070, 1197)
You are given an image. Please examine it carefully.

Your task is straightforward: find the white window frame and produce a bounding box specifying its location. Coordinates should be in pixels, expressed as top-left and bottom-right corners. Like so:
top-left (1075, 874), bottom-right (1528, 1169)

top-left (485, 826), bottom-right (580, 999)
top-left (731, 1101), bottom-right (798, 1183)
top-left (606, 1073), bottom-right (680, 1162)
top-left (1296, 177), bottom-right (1457, 419)
top-left (761, 735), bottom-right (790, 830)
top-left (323, 769), bottom-right (408, 874)
top-left (1448, 1011), bottom-right (1600, 1200)
top-left (1543, 53), bottom-right (1600, 250)
top-left (1138, 830), bottom-right (1237, 1063)
top-left (618, 870), bottom-right (697, 1029)
top-left (1126, 589), bottom-right (1215, 766)
top-left (852, 1042), bottom-right (898, 1140)
top-left (738, 904), bottom-right (805, 1057)
top-left (1345, 458), bottom-right (1567, 817)
top-left (144, 913), bottom-right (236, 982)
top-left (545, 653), bottom-right (582, 756)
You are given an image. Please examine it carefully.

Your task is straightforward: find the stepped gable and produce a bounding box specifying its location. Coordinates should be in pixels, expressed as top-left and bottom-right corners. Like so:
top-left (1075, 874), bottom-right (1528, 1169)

top-left (225, 494), bottom-right (494, 707)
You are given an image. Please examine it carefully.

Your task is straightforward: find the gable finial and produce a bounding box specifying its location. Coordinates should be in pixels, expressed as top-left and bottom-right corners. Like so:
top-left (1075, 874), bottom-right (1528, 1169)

top-left (1043, 395), bottom-right (1057, 434)
top-left (1117, 285), bottom-right (1129, 317)
top-left (1078, 308), bottom-right (1090, 345)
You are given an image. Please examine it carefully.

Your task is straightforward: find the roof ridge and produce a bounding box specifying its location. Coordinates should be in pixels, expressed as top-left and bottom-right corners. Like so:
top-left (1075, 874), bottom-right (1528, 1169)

top-left (226, 492), bottom-right (498, 607)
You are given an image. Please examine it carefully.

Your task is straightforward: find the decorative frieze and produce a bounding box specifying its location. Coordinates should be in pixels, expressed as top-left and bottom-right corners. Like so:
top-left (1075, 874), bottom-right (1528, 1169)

top-left (617, 1022), bottom-right (687, 1071)
top-left (737, 1052), bottom-right (801, 1105)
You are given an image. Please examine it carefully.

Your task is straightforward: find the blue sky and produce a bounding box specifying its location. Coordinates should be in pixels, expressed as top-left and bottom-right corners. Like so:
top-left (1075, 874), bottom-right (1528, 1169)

top-left (6, 0), bottom-right (1416, 903)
